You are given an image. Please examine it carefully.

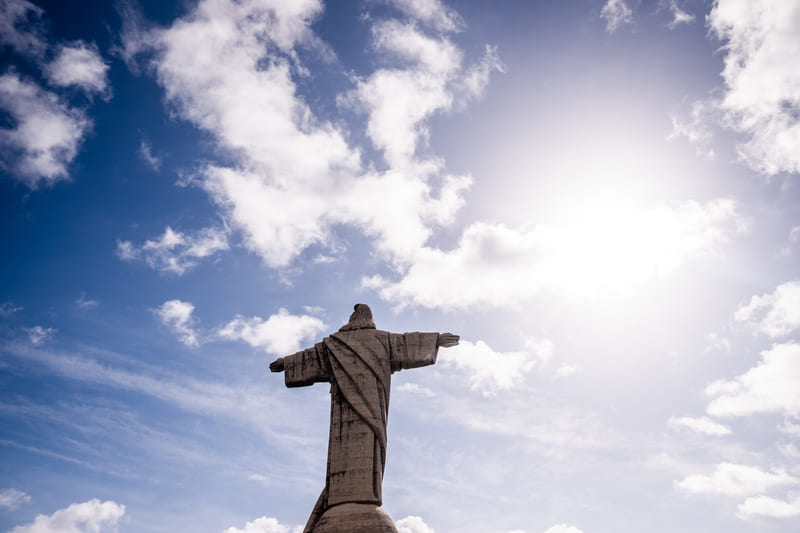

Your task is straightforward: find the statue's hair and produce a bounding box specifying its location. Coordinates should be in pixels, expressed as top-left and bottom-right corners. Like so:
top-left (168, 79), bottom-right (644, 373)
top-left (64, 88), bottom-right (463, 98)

top-left (339, 303), bottom-right (376, 331)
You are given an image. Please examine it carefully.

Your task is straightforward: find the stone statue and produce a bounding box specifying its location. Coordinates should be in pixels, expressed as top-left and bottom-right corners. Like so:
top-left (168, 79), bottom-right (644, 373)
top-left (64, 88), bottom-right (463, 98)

top-left (269, 304), bottom-right (459, 533)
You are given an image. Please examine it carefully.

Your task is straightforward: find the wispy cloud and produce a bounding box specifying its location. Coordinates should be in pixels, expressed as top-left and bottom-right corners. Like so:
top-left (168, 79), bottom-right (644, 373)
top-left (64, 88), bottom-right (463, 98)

top-left (23, 325), bottom-right (54, 346)
top-left (0, 488), bottom-right (30, 511)
top-left (664, 0), bottom-right (695, 28)
top-left (75, 293), bottom-right (99, 309)
top-left (667, 416), bottom-right (731, 436)
top-left (601, 0), bottom-right (633, 33)
top-left (117, 226), bottom-right (229, 275)
top-left (138, 139), bottom-right (161, 170)
top-left (0, 302), bottom-right (23, 317)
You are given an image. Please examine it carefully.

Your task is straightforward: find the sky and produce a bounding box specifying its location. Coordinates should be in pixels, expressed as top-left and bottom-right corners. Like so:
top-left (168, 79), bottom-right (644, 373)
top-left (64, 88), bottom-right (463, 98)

top-left (1, 0), bottom-right (799, 532)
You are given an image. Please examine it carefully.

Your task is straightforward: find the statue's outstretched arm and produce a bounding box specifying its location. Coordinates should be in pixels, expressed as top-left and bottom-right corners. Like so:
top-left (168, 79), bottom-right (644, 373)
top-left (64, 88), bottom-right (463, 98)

top-left (269, 357), bottom-right (285, 372)
top-left (437, 333), bottom-right (460, 348)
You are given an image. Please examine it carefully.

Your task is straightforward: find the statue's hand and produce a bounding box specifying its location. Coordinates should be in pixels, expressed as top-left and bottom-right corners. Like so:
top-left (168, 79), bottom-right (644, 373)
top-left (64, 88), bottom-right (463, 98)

top-left (438, 333), bottom-right (460, 348)
top-left (269, 358), bottom-right (285, 372)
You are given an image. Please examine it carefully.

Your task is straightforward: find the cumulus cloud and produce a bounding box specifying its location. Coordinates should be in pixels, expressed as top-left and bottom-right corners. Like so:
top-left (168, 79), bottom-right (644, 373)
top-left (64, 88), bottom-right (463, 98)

top-left (667, 416), bottom-right (732, 436)
top-left (737, 494), bottom-right (800, 519)
top-left (0, 72), bottom-right (91, 188)
top-left (675, 462), bottom-right (798, 496)
top-left (365, 199), bottom-right (741, 309)
top-left (8, 498), bottom-right (124, 533)
top-left (706, 342), bottom-right (800, 417)
top-left (44, 43), bottom-right (110, 96)
top-left (0, 488), bottom-right (31, 510)
top-left (438, 338), bottom-right (551, 396)
top-left (600, 0), bottom-right (633, 33)
top-left (734, 280), bottom-right (800, 338)
top-left (154, 299), bottom-right (198, 347)
top-left (117, 226), bottom-right (229, 275)
top-left (217, 308), bottom-right (327, 355)
top-left (396, 515), bottom-right (435, 533)
top-left (0, 2), bottom-right (108, 188)
top-left (542, 526), bottom-right (584, 533)
top-left (705, 0), bottom-right (800, 175)
top-left (223, 516), bottom-right (302, 533)
top-left (23, 325), bottom-right (54, 346)
top-left (119, 0), bottom-right (497, 272)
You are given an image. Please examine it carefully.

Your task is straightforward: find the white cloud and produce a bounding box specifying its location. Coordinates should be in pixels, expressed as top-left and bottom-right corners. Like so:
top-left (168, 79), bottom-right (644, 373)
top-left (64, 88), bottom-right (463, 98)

top-left (675, 462), bottom-right (798, 497)
top-left (737, 494), bottom-right (800, 519)
top-left (44, 42), bottom-right (110, 95)
top-left (223, 517), bottom-right (301, 533)
top-left (117, 226), bottom-right (229, 275)
top-left (396, 382), bottom-right (435, 396)
top-left (706, 0), bottom-right (800, 175)
top-left (0, 0), bottom-right (45, 58)
top-left (0, 302), bottom-right (23, 316)
top-left (0, 72), bottom-right (90, 188)
top-left (396, 515), bottom-right (435, 533)
top-left (217, 308), bottom-right (327, 355)
top-left (438, 338), bottom-right (549, 396)
top-left (554, 365), bottom-right (581, 379)
top-left (667, 416), bottom-right (732, 436)
top-left (600, 0), bottom-right (633, 33)
top-left (0, 488), bottom-right (30, 510)
top-left (366, 199), bottom-right (741, 310)
top-left (123, 0), bottom-right (498, 271)
top-left (154, 299), bottom-right (198, 347)
top-left (138, 139), bottom-right (161, 170)
top-left (706, 342), bottom-right (800, 417)
top-left (543, 526), bottom-right (584, 533)
top-left (384, 0), bottom-right (465, 32)
top-left (734, 280), bottom-right (800, 338)
top-left (667, 98), bottom-right (718, 161)
top-left (75, 293), bottom-right (99, 309)
top-left (664, 0), bottom-right (695, 28)
top-left (23, 325), bottom-right (54, 346)
top-left (8, 499), bottom-right (124, 533)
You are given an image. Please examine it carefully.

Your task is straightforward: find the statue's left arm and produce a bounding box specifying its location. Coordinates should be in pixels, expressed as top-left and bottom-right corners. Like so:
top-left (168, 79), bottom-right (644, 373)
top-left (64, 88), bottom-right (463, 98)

top-left (389, 332), bottom-right (459, 372)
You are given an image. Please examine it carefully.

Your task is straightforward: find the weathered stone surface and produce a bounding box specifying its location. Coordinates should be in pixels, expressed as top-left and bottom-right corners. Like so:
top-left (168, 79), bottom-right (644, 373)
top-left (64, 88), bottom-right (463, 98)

top-left (312, 503), bottom-right (398, 533)
top-left (269, 304), bottom-right (459, 532)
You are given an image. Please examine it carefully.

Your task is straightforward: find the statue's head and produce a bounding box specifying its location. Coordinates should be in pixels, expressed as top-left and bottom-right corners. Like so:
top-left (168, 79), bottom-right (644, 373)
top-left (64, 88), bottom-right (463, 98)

top-left (339, 303), bottom-right (376, 331)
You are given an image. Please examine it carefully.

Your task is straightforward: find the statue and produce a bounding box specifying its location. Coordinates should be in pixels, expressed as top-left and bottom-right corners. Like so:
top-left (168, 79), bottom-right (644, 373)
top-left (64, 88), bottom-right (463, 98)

top-left (269, 304), bottom-right (459, 533)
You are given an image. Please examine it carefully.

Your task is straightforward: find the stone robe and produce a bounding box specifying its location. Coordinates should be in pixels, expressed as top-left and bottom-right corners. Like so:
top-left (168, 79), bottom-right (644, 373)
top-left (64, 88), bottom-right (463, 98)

top-left (281, 329), bottom-right (439, 531)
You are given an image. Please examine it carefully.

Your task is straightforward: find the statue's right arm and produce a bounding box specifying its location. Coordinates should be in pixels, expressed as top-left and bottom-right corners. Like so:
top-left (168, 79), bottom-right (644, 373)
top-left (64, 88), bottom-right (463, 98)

top-left (269, 357), bottom-right (285, 373)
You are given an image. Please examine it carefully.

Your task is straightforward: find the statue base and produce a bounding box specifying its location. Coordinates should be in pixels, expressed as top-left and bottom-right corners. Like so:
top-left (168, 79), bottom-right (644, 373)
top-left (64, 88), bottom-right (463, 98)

top-left (313, 503), bottom-right (398, 533)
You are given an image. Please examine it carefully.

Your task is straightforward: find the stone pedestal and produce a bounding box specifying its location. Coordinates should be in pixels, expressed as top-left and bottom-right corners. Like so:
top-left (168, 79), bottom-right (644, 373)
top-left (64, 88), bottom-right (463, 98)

top-left (312, 503), bottom-right (398, 533)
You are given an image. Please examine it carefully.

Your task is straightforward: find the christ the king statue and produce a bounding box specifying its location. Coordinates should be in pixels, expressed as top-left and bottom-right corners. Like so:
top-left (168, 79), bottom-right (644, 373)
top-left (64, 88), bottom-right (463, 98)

top-left (269, 304), bottom-right (459, 533)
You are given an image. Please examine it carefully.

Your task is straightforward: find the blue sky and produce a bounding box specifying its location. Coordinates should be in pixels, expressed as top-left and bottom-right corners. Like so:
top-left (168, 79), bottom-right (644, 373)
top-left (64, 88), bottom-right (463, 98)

top-left (1, 0), bottom-right (800, 532)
